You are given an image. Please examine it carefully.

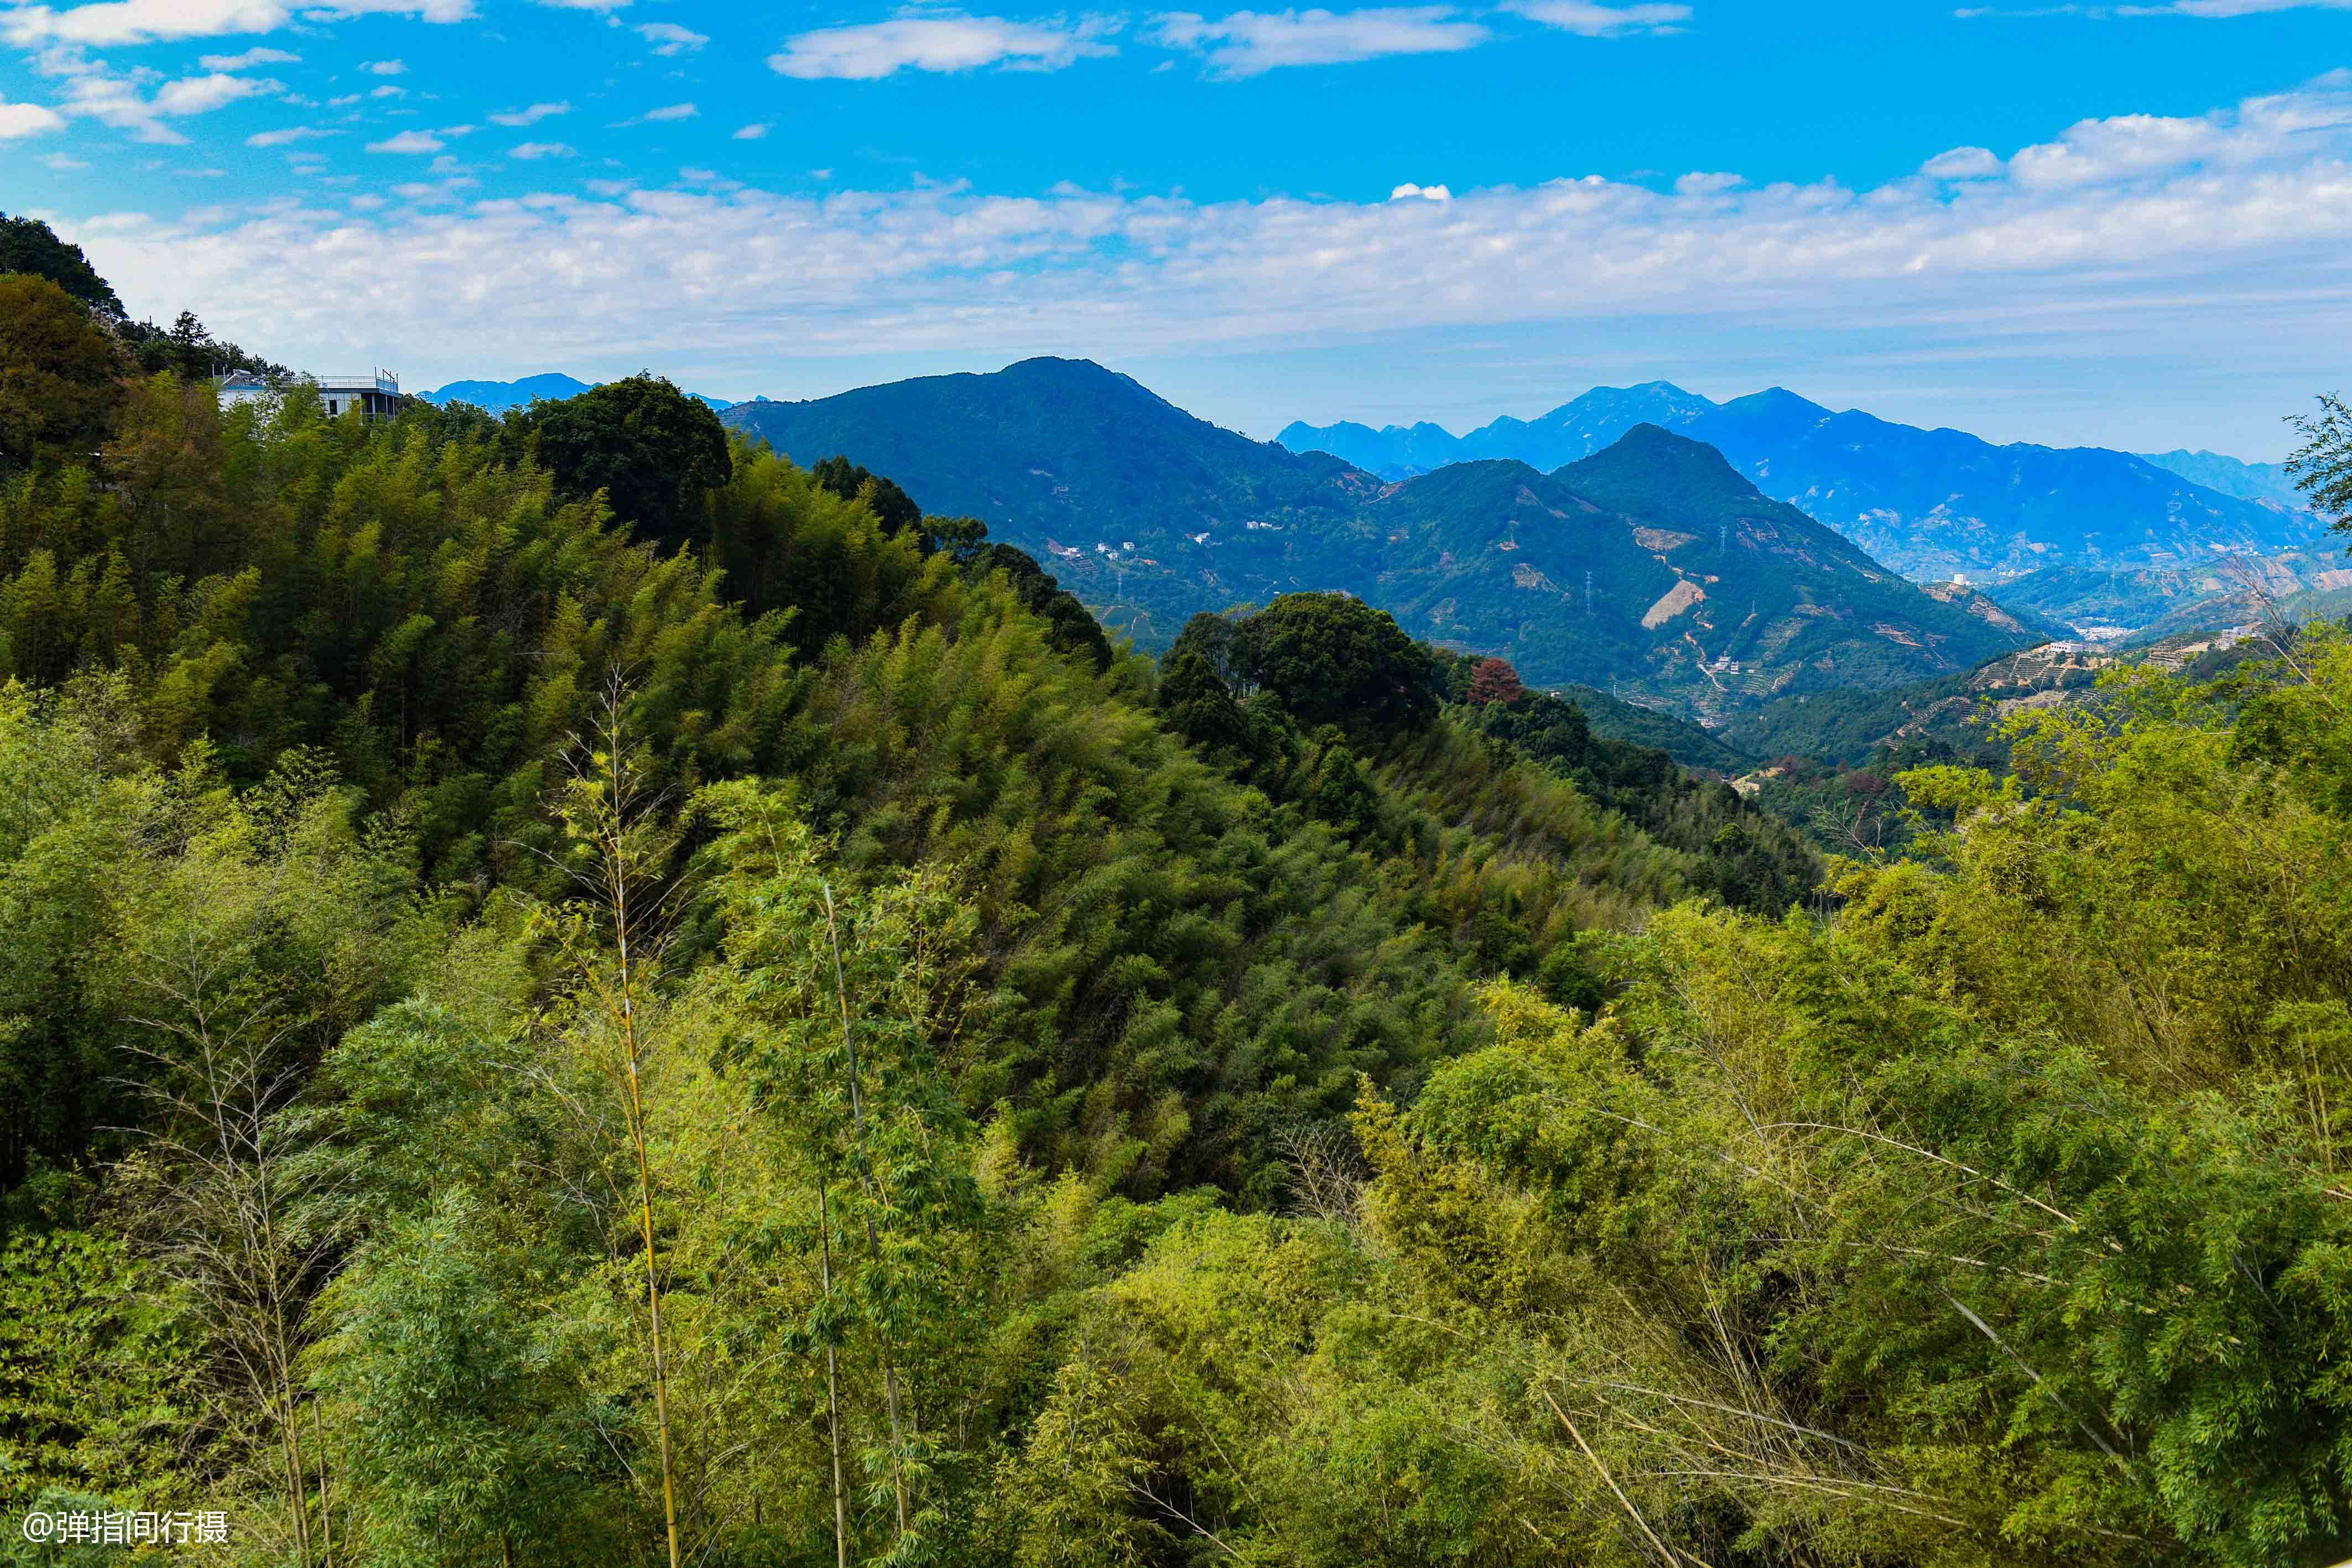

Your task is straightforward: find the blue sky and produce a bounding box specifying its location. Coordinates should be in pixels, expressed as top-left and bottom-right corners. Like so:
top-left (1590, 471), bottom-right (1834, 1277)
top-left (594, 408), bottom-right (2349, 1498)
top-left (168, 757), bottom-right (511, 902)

top-left (3, 0), bottom-right (2349, 457)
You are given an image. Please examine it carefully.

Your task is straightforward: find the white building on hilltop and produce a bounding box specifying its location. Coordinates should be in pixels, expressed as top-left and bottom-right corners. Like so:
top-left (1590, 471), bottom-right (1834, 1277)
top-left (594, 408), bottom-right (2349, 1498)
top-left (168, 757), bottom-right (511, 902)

top-left (216, 369), bottom-right (410, 420)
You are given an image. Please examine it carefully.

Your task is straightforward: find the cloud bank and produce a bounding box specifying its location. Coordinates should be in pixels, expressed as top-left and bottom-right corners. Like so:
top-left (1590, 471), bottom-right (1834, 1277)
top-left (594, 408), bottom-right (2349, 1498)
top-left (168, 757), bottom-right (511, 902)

top-left (51, 73), bottom-right (2352, 413)
top-left (770, 13), bottom-right (1119, 78)
top-left (1152, 7), bottom-right (1489, 73)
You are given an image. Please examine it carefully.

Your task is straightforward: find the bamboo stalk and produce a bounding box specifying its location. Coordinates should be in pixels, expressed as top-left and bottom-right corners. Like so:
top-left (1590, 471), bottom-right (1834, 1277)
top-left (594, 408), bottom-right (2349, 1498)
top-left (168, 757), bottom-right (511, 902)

top-left (606, 738), bottom-right (684, 1568)
top-left (819, 1168), bottom-right (851, 1568)
top-left (1541, 1387), bottom-right (1710, 1568)
top-left (823, 882), bottom-right (913, 1538)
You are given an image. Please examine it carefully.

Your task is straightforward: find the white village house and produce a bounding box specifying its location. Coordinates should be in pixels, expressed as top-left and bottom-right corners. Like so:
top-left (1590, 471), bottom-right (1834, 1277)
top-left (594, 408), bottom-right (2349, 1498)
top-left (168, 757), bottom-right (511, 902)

top-left (216, 369), bottom-right (412, 420)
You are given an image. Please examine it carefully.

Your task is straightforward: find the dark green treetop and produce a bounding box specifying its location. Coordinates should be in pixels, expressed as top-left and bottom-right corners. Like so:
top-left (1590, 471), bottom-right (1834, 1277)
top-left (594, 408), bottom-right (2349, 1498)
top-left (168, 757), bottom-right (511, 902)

top-left (0, 214), bottom-right (122, 317)
top-left (1241, 592), bottom-right (1438, 737)
top-left (513, 373), bottom-right (733, 551)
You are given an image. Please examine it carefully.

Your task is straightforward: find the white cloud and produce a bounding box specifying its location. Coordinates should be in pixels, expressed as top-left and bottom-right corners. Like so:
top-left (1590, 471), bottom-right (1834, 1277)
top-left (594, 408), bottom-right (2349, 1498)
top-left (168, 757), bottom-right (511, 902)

top-left (1501, 0), bottom-right (1689, 33)
top-left (1921, 145), bottom-right (2001, 179)
top-left (733, 122), bottom-right (771, 139)
top-left (2119, 0), bottom-right (2352, 13)
top-left (1673, 170), bottom-right (1740, 195)
top-left (198, 45), bottom-right (298, 68)
top-left (246, 122), bottom-right (331, 145)
top-left (509, 140), bottom-right (574, 158)
top-left (152, 71), bottom-right (275, 114)
top-left (2, 0), bottom-right (466, 47)
top-left (1152, 7), bottom-right (1486, 75)
top-left (0, 95), bottom-right (68, 137)
top-left (371, 85), bottom-right (406, 98)
top-left (37, 54), bottom-right (279, 141)
top-left (1956, 1), bottom-right (2352, 15)
top-left (537, 0), bottom-right (630, 9)
top-left (1389, 181), bottom-right (1450, 200)
top-left (45, 71), bottom-right (2352, 426)
top-left (42, 150), bottom-right (88, 165)
top-left (771, 14), bottom-right (1118, 79)
top-left (490, 101), bottom-right (570, 126)
top-left (638, 20), bottom-right (707, 53)
top-left (642, 101), bottom-right (696, 119)
top-left (363, 59), bottom-right (407, 74)
top-left (3, 0), bottom-right (286, 46)
top-left (366, 128), bottom-right (443, 152)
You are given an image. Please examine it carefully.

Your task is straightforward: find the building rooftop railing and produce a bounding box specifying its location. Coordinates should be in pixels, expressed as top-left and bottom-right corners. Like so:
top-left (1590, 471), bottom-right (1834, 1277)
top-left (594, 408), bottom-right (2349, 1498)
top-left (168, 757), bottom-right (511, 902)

top-left (214, 370), bottom-right (402, 393)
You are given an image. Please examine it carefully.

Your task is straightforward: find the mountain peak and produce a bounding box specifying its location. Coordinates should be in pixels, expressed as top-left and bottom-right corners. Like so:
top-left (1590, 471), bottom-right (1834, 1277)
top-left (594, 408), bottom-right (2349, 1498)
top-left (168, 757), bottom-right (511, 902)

top-left (1002, 355), bottom-right (1116, 379)
top-left (1720, 387), bottom-right (1831, 421)
top-left (1564, 422), bottom-right (1752, 494)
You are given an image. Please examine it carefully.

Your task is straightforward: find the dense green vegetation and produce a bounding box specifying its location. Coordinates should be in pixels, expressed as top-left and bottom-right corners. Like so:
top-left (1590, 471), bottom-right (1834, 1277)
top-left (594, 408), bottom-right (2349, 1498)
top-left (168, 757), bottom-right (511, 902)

top-left (1555, 679), bottom-right (1752, 769)
top-left (8, 232), bottom-right (2352, 1567)
top-left (1424, 650), bottom-right (1819, 911)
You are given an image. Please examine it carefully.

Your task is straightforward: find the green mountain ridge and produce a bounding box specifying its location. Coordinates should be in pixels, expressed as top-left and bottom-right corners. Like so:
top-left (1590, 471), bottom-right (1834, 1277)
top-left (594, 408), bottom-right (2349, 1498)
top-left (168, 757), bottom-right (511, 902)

top-left (727, 362), bottom-right (2032, 715)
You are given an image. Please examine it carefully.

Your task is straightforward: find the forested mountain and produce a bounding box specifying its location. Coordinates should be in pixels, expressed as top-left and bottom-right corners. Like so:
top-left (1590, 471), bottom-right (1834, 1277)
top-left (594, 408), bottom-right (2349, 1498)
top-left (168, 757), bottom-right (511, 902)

top-left (1345, 429), bottom-right (2029, 718)
top-left (725, 356), bottom-right (1378, 647)
top-left (13, 226), bottom-right (2352, 1567)
top-left (1282, 381), bottom-right (2318, 585)
top-left (727, 362), bottom-right (2029, 710)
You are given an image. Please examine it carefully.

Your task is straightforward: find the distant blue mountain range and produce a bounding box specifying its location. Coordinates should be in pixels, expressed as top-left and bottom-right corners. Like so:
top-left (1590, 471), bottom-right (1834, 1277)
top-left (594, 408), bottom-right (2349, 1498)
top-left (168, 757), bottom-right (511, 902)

top-left (1281, 385), bottom-right (2320, 583)
top-left (419, 372), bottom-right (732, 415)
top-left (2136, 448), bottom-right (2307, 510)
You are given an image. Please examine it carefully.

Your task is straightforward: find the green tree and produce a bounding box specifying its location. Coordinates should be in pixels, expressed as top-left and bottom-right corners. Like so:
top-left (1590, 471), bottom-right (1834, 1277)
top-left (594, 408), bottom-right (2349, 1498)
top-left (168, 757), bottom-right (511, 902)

top-left (309, 1191), bottom-right (621, 1568)
top-left (514, 373), bottom-right (733, 553)
top-left (0, 275), bottom-right (122, 470)
top-left (970, 543), bottom-right (1115, 671)
top-left (1240, 593), bottom-right (1437, 737)
top-left (0, 1230), bottom-right (196, 1512)
top-left (0, 215), bottom-right (122, 317)
top-left (2288, 391), bottom-right (2352, 535)
top-left (813, 455), bottom-right (923, 539)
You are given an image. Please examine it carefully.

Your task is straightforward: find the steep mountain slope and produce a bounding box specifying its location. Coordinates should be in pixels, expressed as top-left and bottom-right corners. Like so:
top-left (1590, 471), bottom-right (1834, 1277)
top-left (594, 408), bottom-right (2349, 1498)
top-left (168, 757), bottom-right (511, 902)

top-left (422, 372), bottom-right (733, 413)
top-left (1308, 431), bottom-right (2027, 717)
top-left (726, 357), bottom-right (1380, 645)
top-left (1282, 383), bottom-right (2315, 582)
top-left (1558, 683), bottom-right (1752, 770)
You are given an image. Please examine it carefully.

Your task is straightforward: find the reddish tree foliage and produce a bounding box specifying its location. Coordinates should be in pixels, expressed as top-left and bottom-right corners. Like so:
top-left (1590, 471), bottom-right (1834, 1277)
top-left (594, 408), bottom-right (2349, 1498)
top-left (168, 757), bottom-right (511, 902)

top-left (1466, 657), bottom-right (1528, 707)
